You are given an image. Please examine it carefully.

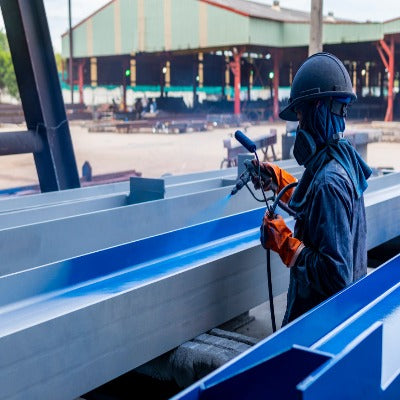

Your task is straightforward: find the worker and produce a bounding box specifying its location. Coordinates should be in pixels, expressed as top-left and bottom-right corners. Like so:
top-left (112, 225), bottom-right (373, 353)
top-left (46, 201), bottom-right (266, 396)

top-left (253, 52), bottom-right (372, 326)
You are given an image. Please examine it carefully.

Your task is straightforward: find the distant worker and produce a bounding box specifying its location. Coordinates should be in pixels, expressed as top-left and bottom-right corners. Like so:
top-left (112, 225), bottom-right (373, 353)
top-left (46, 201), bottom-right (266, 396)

top-left (148, 98), bottom-right (157, 113)
top-left (135, 98), bottom-right (143, 119)
top-left (253, 52), bottom-right (372, 326)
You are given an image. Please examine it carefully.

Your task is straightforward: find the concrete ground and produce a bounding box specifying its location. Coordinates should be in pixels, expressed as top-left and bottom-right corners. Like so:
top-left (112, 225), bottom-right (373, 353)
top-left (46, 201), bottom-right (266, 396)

top-left (0, 120), bottom-right (400, 190)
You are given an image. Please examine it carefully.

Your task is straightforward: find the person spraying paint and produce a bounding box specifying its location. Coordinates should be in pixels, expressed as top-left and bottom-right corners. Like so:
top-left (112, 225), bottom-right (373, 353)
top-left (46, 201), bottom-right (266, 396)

top-left (251, 52), bottom-right (372, 326)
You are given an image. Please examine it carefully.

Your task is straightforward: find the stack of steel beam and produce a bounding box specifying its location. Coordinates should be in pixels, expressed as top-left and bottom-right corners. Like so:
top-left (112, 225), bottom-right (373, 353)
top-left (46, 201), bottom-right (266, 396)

top-left (0, 167), bottom-right (398, 399)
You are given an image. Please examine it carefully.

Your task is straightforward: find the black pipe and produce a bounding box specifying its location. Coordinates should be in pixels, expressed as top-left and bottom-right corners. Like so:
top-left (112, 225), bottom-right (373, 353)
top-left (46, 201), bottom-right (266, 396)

top-left (0, 130), bottom-right (43, 155)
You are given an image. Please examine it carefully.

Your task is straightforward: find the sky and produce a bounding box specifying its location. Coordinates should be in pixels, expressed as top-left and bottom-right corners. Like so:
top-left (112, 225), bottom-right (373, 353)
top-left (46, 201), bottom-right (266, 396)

top-left (1, 0), bottom-right (400, 53)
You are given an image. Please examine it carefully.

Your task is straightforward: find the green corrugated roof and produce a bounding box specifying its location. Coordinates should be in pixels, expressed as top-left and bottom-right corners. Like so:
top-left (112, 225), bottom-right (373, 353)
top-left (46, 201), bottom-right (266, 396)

top-left (61, 0), bottom-right (398, 58)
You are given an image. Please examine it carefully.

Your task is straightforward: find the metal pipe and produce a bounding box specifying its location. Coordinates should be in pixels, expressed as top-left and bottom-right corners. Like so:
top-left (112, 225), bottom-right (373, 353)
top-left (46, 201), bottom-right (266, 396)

top-left (0, 130), bottom-right (43, 155)
top-left (68, 0), bottom-right (74, 104)
top-left (309, 0), bottom-right (323, 56)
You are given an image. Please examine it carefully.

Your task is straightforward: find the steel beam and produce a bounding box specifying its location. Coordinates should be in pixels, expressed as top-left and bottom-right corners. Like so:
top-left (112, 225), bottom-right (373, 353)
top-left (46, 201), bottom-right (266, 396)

top-left (0, 172), bottom-right (398, 276)
top-left (172, 254), bottom-right (400, 400)
top-left (0, 175), bottom-right (397, 398)
top-left (0, 177), bottom-right (236, 230)
top-left (0, 165), bottom-right (306, 231)
top-left (0, 167), bottom-right (237, 213)
top-left (0, 161), bottom-right (302, 214)
top-left (0, 209), bottom-right (287, 400)
top-left (1, 0), bottom-right (80, 191)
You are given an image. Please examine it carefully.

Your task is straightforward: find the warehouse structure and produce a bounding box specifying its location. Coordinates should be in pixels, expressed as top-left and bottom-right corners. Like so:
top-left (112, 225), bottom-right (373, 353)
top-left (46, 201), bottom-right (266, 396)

top-left (61, 0), bottom-right (400, 120)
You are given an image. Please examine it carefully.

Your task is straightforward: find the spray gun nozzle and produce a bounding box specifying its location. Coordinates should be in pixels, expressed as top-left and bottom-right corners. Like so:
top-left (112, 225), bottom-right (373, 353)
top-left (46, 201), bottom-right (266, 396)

top-left (230, 168), bottom-right (252, 196)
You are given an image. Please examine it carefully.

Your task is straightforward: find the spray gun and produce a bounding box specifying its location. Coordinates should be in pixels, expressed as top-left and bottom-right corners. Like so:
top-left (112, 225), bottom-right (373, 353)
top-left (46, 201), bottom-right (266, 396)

top-left (231, 130), bottom-right (297, 217)
top-left (231, 130), bottom-right (273, 214)
top-left (231, 130), bottom-right (298, 332)
top-left (230, 159), bottom-right (277, 196)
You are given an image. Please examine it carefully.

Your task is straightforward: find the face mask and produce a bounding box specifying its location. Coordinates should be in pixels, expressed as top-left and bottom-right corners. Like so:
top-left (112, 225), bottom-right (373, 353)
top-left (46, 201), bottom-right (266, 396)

top-left (293, 128), bottom-right (317, 166)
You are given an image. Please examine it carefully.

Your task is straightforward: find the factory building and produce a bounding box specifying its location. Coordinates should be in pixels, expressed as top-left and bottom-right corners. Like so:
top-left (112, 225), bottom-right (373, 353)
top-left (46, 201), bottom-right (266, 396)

top-left (61, 0), bottom-right (400, 121)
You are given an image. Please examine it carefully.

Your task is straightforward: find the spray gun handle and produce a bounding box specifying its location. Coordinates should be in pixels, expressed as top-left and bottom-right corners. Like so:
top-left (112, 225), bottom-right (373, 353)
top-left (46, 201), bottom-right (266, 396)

top-left (244, 160), bottom-right (278, 194)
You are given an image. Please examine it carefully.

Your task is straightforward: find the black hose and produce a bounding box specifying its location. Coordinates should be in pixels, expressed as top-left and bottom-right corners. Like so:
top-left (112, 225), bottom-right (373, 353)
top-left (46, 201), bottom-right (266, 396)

top-left (265, 181), bottom-right (298, 333)
top-left (233, 137), bottom-right (296, 334)
top-left (266, 248), bottom-right (277, 332)
top-left (271, 182), bottom-right (298, 216)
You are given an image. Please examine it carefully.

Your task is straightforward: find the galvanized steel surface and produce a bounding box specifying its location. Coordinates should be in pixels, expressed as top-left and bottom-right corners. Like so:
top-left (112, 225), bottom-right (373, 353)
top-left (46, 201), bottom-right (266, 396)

top-left (0, 170), bottom-right (398, 399)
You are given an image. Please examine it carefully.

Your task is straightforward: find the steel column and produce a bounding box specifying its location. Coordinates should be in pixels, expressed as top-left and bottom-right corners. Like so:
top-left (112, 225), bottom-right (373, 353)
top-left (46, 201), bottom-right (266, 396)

top-left (0, 0), bottom-right (80, 192)
top-left (68, 0), bottom-right (74, 104)
top-left (78, 60), bottom-right (84, 104)
top-left (230, 50), bottom-right (242, 115)
top-left (376, 37), bottom-right (395, 122)
top-left (272, 50), bottom-right (281, 120)
top-left (309, 0), bottom-right (323, 56)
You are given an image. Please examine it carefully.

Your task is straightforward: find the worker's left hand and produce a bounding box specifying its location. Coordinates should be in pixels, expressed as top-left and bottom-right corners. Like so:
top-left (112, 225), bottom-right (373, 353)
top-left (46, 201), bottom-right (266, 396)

top-left (261, 212), bottom-right (304, 267)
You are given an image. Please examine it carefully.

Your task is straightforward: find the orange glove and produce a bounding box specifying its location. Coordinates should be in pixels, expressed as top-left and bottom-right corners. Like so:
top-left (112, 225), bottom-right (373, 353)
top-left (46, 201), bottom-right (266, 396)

top-left (251, 161), bottom-right (297, 204)
top-left (261, 213), bottom-right (304, 267)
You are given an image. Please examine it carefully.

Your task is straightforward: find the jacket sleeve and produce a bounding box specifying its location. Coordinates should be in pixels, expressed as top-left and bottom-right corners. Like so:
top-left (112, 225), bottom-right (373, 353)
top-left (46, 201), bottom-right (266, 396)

top-left (292, 181), bottom-right (354, 298)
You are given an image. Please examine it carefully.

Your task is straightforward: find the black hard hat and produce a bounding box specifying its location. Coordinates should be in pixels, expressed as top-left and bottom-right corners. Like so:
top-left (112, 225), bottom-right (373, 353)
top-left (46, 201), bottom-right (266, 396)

top-left (279, 52), bottom-right (356, 121)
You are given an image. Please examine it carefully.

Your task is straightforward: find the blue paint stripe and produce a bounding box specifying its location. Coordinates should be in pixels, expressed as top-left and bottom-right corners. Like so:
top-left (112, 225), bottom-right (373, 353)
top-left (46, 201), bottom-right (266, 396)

top-left (0, 212), bottom-right (261, 334)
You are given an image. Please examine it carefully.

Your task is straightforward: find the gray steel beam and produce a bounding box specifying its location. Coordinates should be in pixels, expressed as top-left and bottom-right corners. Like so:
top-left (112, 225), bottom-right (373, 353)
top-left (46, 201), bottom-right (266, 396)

top-left (0, 176), bottom-right (241, 230)
top-left (1, 0), bottom-right (80, 191)
top-left (0, 175), bottom-right (399, 399)
top-left (0, 168), bottom-right (238, 214)
top-left (0, 172), bottom-right (399, 277)
top-left (0, 181), bottom-right (130, 213)
top-left (0, 178), bottom-right (234, 230)
top-left (0, 174), bottom-right (398, 398)
top-left (0, 161), bottom-right (302, 214)
top-left (0, 194), bottom-right (129, 230)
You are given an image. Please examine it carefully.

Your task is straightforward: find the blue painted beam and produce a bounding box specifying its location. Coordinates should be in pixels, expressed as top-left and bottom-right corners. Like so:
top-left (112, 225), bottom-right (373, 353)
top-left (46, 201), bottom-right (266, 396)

top-left (171, 254), bottom-right (400, 400)
top-left (0, 208), bottom-right (286, 399)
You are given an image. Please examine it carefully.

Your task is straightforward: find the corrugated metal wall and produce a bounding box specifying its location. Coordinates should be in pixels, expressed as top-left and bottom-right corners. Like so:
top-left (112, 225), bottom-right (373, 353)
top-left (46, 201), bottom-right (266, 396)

top-left (61, 0), bottom-right (394, 58)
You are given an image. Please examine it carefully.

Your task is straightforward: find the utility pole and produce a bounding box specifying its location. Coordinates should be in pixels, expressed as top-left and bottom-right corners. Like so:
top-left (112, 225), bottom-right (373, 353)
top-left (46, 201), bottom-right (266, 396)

top-left (309, 0), bottom-right (323, 56)
top-left (68, 0), bottom-right (74, 104)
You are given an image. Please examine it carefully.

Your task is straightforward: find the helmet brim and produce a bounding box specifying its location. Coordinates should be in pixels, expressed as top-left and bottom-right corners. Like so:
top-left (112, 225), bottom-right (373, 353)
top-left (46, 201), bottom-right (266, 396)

top-left (279, 91), bottom-right (357, 121)
top-left (279, 104), bottom-right (298, 121)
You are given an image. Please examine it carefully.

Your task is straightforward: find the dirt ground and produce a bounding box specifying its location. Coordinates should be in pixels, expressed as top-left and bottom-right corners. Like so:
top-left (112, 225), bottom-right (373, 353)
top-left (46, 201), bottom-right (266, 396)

top-left (0, 120), bottom-right (399, 190)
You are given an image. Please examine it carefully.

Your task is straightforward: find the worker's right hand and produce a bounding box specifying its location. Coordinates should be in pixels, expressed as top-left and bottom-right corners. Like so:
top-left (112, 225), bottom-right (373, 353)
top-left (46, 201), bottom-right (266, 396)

top-left (251, 160), bottom-right (297, 204)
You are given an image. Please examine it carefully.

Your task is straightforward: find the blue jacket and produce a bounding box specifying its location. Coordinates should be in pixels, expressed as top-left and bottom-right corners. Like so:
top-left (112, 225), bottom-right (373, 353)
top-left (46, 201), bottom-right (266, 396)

top-left (282, 158), bottom-right (368, 325)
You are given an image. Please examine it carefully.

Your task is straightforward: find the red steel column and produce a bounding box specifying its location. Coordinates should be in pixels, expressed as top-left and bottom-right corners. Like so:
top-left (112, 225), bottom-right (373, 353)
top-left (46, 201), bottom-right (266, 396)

top-left (376, 37), bottom-right (395, 122)
top-left (230, 51), bottom-right (242, 115)
top-left (78, 60), bottom-right (84, 105)
top-left (273, 50), bottom-right (281, 120)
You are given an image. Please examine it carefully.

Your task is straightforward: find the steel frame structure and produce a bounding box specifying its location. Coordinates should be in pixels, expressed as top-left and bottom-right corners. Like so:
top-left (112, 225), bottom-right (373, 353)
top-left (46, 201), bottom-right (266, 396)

top-left (0, 0), bottom-right (80, 192)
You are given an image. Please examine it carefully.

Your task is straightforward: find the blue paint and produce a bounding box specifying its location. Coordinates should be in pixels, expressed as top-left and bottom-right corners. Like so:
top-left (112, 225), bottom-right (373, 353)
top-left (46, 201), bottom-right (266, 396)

top-left (171, 254), bottom-right (400, 400)
top-left (187, 192), bottom-right (235, 226)
top-left (0, 208), bottom-right (264, 331)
